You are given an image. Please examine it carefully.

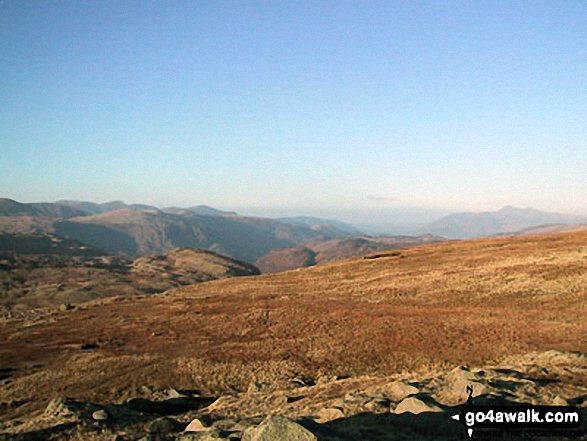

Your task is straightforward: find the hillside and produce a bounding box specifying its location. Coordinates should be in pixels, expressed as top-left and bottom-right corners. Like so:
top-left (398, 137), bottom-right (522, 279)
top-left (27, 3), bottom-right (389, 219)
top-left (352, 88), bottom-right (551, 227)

top-left (56, 209), bottom-right (350, 262)
top-left (255, 234), bottom-right (444, 273)
top-left (0, 234), bottom-right (259, 313)
top-left (1, 229), bottom-right (585, 437)
top-left (427, 206), bottom-right (587, 239)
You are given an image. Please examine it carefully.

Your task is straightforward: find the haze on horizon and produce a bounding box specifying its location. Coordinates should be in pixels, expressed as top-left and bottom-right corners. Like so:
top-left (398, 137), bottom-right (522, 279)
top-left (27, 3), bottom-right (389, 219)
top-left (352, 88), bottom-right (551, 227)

top-left (1, 1), bottom-right (586, 230)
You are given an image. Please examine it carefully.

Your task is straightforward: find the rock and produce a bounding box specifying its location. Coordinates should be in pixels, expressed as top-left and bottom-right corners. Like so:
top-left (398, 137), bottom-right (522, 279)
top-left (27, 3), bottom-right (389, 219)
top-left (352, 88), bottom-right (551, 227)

top-left (44, 396), bottom-right (77, 419)
top-left (242, 415), bottom-right (317, 441)
top-left (290, 377), bottom-right (307, 388)
top-left (552, 395), bottom-right (567, 406)
top-left (434, 366), bottom-right (488, 405)
top-left (60, 303), bottom-right (73, 311)
top-left (166, 388), bottom-right (185, 398)
top-left (394, 396), bottom-right (443, 414)
top-left (379, 381), bottom-right (419, 402)
top-left (148, 417), bottom-right (183, 435)
top-left (176, 428), bottom-right (223, 440)
top-left (314, 407), bottom-right (344, 423)
top-left (185, 417), bottom-right (210, 432)
top-left (92, 409), bottom-right (109, 421)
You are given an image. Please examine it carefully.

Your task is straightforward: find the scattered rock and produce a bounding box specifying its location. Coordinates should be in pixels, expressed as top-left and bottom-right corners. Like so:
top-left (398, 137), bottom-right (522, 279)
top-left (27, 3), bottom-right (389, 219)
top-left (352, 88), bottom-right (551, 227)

top-left (60, 303), bottom-right (73, 311)
top-left (242, 415), bottom-right (317, 441)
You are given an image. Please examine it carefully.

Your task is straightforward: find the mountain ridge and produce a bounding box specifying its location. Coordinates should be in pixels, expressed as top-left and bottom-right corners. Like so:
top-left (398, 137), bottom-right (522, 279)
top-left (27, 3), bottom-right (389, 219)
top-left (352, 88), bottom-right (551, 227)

top-left (427, 206), bottom-right (587, 238)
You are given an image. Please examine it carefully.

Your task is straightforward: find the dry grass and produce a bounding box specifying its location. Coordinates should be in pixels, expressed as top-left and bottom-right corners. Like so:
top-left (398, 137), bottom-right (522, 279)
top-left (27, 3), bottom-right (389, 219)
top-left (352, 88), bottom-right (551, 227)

top-left (0, 229), bottom-right (586, 418)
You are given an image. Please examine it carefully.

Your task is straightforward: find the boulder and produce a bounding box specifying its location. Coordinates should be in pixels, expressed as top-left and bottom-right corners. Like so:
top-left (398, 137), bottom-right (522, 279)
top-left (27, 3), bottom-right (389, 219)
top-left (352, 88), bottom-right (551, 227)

top-left (242, 415), bottom-right (317, 441)
top-left (185, 417), bottom-right (210, 432)
top-left (314, 407), bottom-right (344, 423)
top-left (394, 396), bottom-right (443, 414)
top-left (379, 381), bottom-right (419, 402)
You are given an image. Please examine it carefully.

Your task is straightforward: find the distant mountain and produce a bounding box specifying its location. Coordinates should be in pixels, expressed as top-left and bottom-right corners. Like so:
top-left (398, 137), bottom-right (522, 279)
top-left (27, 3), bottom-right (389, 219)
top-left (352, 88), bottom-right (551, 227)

top-left (55, 200), bottom-right (159, 215)
top-left (276, 216), bottom-right (362, 236)
top-left (163, 205), bottom-right (237, 216)
top-left (427, 206), bottom-right (587, 239)
top-left (0, 198), bottom-right (85, 218)
top-left (55, 209), bottom-right (355, 262)
top-left (255, 234), bottom-right (444, 273)
top-left (0, 199), bottom-right (422, 264)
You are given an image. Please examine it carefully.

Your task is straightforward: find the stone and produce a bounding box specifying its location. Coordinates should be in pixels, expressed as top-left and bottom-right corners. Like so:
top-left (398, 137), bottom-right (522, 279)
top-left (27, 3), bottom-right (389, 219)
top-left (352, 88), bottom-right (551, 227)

top-left (379, 381), bottom-right (419, 402)
top-left (60, 303), bottom-right (73, 311)
top-left (44, 396), bottom-right (77, 419)
top-left (242, 415), bottom-right (317, 441)
top-left (552, 395), bottom-right (567, 406)
top-left (394, 396), bottom-right (443, 414)
top-left (185, 417), bottom-right (210, 432)
top-left (314, 407), bottom-right (344, 423)
top-left (92, 409), bottom-right (109, 421)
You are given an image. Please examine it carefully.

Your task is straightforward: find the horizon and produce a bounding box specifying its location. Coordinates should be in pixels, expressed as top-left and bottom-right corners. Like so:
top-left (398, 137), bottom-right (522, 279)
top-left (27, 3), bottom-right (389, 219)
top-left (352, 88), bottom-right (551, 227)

top-left (2, 1), bottom-right (586, 224)
top-left (3, 195), bottom-right (587, 236)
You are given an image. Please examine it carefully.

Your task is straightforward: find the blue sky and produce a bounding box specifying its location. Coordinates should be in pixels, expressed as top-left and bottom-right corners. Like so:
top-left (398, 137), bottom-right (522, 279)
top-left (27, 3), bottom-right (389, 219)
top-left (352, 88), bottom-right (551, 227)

top-left (1, 0), bottom-right (586, 229)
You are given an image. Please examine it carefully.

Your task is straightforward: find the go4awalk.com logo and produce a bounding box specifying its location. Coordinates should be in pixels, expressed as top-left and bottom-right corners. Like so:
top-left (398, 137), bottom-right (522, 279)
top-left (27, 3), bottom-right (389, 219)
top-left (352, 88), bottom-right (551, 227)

top-left (451, 386), bottom-right (584, 438)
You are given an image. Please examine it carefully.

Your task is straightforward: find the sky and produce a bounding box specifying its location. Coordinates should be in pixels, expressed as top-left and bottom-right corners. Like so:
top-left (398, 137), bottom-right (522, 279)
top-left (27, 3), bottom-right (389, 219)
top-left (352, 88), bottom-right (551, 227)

top-left (1, 0), bottom-right (586, 230)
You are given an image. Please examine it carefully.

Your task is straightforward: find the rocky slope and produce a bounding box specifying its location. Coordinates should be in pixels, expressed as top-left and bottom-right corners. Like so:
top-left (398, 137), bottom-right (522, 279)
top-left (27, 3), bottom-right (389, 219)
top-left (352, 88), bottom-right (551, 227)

top-left (0, 350), bottom-right (585, 439)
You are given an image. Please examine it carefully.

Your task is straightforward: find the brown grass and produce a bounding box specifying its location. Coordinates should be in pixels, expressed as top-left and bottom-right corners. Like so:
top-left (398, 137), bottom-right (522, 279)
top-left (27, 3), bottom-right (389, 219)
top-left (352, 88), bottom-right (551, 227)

top-left (1, 230), bottom-right (586, 418)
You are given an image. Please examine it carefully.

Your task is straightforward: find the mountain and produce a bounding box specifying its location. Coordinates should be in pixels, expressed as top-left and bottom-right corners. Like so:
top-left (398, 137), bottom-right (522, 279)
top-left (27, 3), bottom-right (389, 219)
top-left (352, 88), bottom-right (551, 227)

top-left (255, 234), bottom-right (444, 273)
top-left (0, 233), bottom-right (259, 312)
top-left (0, 198), bottom-right (86, 218)
top-left (426, 206), bottom-right (587, 239)
top-left (53, 208), bottom-right (354, 262)
top-left (277, 216), bottom-right (362, 236)
top-left (163, 204), bottom-right (237, 216)
top-left (0, 199), bottom-right (360, 263)
top-left (55, 200), bottom-right (159, 215)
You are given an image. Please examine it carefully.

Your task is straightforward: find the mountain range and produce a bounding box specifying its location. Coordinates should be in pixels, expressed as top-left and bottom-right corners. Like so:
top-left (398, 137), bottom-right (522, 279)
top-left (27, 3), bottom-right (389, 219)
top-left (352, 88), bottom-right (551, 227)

top-left (0, 199), bottom-right (362, 263)
top-left (2, 198), bottom-right (587, 268)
